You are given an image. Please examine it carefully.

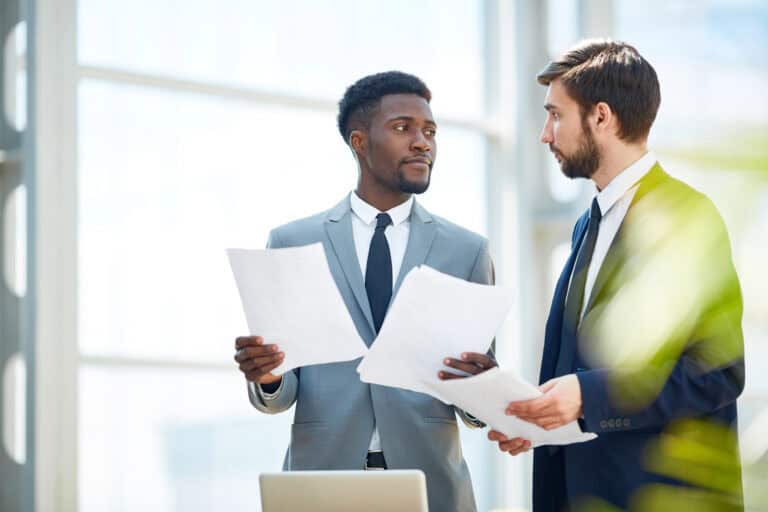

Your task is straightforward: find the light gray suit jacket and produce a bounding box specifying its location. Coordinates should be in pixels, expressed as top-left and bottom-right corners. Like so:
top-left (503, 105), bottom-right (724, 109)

top-left (248, 196), bottom-right (494, 512)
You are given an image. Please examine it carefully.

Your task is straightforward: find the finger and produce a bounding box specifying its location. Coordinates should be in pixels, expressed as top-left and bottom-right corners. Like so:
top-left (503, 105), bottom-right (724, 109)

top-left (235, 344), bottom-right (279, 362)
top-left (515, 410), bottom-right (561, 425)
top-left (488, 430), bottom-right (508, 442)
top-left (438, 370), bottom-right (467, 380)
top-left (235, 336), bottom-right (263, 350)
top-left (499, 438), bottom-right (527, 452)
top-left (239, 352), bottom-right (284, 373)
top-left (443, 358), bottom-right (484, 375)
top-left (244, 359), bottom-right (283, 382)
top-left (499, 437), bottom-right (526, 450)
top-left (538, 379), bottom-right (558, 393)
top-left (508, 440), bottom-right (532, 455)
top-left (512, 402), bottom-right (559, 421)
top-left (521, 415), bottom-right (562, 429)
top-left (500, 438), bottom-right (530, 450)
top-left (540, 419), bottom-right (567, 431)
top-left (460, 352), bottom-right (497, 369)
top-left (506, 395), bottom-right (553, 416)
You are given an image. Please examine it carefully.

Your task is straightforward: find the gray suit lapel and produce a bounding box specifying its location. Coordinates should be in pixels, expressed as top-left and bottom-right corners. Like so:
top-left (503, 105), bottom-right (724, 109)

top-left (393, 201), bottom-right (437, 296)
top-left (324, 197), bottom-right (376, 335)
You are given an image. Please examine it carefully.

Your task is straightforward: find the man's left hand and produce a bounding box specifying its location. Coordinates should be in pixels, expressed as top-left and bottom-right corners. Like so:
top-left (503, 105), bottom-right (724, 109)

top-left (505, 374), bottom-right (583, 430)
top-left (438, 352), bottom-right (497, 380)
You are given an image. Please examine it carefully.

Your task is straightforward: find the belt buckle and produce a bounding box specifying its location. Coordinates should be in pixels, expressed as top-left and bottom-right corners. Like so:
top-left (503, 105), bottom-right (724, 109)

top-left (364, 450), bottom-right (386, 471)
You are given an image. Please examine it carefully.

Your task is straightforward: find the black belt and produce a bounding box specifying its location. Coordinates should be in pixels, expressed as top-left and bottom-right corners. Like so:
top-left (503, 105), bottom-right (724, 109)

top-left (365, 451), bottom-right (387, 470)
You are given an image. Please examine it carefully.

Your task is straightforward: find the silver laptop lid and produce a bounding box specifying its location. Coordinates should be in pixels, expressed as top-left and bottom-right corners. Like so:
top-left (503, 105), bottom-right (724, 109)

top-left (259, 470), bottom-right (429, 512)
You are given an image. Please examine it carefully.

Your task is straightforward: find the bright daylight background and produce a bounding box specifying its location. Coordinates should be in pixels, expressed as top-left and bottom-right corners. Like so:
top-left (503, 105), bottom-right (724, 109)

top-left (18, 0), bottom-right (763, 510)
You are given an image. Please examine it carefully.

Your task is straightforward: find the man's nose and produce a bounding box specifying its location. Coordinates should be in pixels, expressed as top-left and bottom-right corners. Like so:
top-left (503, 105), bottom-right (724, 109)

top-left (540, 123), bottom-right (553, 144)
top-left (411, 131), bottom-right (431, 153)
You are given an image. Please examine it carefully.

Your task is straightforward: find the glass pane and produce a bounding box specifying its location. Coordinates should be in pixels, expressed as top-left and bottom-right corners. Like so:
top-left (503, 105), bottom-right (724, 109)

top-left (418, 129), bottom-right (487, 237)
top-left (78, 80), bottom-right (488, 362)
top-left (546, 0), bottom-right (579, 58)
top-left (79, 365), bottom-right (292, 512)
top-left (78, 0), bottom-right (485, 119)
top-left (547, 153), bottom-right (583, 203)
top-left (615, 0), bottom-right (768, 145)
top-left (79, 365), bottom-right (497, 512)
top-left (550, 242), bottom-right (570, 293)
top-left (78, 79), bottom-right (349, 362)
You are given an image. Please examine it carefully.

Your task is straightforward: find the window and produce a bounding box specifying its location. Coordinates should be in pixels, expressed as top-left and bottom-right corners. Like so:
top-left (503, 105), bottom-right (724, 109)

top-left (75, 1), bottom-right (494, 510)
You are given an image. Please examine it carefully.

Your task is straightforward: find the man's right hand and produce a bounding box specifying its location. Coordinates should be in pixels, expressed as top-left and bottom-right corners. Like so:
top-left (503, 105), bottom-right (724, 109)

top-left (488, 430), bottom-right (531, 456)
top-left (234, 336), bottom-right (284, 386)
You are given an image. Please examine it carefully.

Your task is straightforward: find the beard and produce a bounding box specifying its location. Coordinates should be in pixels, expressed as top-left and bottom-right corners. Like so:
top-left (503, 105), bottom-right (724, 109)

top-left (552, 123), bottom-right (601, 180)
top-left (397, 165), bottom-right (432, 194)
top-left (397, 172), bottom-right (431, 194)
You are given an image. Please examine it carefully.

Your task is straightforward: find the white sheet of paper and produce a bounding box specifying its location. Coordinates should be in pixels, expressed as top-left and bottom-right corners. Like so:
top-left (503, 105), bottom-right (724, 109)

top-left (426, 367), bottom-right (597, 446)
top-left (227, 243), bottom-right (368, 375)
top-left (357, 265), bottom-right (514, 398)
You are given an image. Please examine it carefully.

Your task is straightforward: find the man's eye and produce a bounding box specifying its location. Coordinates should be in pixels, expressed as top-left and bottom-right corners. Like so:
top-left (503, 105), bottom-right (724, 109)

top-left (394, 124), bottom-right (407, 132)
top-left (552, 113), bottom-right (560, 121)
top-left (425, 129), bottom-right (436, 137)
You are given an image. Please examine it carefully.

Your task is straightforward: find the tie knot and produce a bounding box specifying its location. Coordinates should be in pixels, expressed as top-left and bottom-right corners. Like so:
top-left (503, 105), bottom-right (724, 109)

top-left (375, 213), bottom-right (392, 230)
top-left (590, 197), bottom-right (602, 222)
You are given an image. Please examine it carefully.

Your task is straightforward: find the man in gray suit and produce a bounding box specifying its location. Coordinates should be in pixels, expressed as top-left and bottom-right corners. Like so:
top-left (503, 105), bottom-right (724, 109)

top-left (233, 71), bottom-right (496, 512)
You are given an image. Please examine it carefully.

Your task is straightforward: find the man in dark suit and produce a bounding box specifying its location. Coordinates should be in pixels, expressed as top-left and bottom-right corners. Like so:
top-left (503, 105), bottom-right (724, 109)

top-left (487, 40), bottom-right (745, 511)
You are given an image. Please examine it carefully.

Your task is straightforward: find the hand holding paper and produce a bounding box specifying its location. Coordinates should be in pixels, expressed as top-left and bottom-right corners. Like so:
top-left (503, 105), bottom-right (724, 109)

top-left (356, 265), bottom-right (513, 399)
top-left (227, 243), bottom-right (368, 375)
top-left (427, 368), bottom-right (596, 447)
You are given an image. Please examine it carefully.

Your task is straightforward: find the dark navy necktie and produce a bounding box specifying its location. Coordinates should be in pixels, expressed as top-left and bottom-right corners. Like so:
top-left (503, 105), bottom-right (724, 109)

top-left (365, 213), bottom-right (393, 333)
top-left (556, 197), bottom-right (602, 376)
top-left (564, 197), bottom-right (602, 331)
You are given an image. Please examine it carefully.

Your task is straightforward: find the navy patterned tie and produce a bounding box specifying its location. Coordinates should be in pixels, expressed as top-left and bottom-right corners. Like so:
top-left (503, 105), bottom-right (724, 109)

top-left (365, 213), bottom-right (393, 333)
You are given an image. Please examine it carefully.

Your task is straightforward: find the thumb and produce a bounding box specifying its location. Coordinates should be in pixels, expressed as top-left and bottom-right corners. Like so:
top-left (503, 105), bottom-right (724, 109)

top-left (538, 379), bottom-right (558, 394)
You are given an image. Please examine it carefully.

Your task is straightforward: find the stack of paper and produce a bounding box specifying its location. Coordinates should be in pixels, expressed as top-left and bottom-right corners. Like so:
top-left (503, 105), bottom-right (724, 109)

top-left (227, 243), bottom-right (368, 374)
top-left (228, 246), bottom-right (596, 447)
top-left (356, 265), bottom-right (514, 400)
top-left (426, 368), bottom-right (597, 446)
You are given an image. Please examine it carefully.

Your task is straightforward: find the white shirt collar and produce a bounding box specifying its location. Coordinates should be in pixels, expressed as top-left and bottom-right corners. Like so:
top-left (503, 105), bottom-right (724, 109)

top-left (350, 191), bottom-right (414, 227)
top-left (595, 151), bottom-right (657, 216)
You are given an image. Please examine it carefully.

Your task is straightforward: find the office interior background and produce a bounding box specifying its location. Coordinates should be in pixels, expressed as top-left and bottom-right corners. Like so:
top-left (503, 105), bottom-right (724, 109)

top-left (1, 0), bottom-right (766, 510)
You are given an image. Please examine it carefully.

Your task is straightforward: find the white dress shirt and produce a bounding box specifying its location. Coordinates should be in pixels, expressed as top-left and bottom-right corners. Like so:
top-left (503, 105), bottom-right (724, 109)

top-left (257, 191), bottom-right (414, 453)
top-left (349, 191), bottom-right (413, 451)
top-left (580, 151), bottom-right (657, 318)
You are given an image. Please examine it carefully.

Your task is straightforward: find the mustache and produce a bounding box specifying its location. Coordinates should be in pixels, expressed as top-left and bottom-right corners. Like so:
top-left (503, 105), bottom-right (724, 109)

top-left (400, 155), bottom-right (433, 168)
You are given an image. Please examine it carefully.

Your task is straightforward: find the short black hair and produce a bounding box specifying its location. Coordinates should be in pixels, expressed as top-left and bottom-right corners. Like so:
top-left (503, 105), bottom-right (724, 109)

top-left (337, 71), bottom-right (432, 143)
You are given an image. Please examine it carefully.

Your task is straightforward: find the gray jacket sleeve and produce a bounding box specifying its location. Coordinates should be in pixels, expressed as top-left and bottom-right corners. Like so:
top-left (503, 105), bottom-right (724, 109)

top-left (456, 239), bottom-right (496, 428)
top-left (243, 228), bottom-right (300, 414)
top-left (247, 370), bottom-right (299, 413)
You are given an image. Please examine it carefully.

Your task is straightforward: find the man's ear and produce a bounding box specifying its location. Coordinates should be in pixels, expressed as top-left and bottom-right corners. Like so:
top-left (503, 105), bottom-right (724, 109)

top-left (594, 102), bottom-right (615, 134)
top-left (349, 129), bottom-right (367, 155)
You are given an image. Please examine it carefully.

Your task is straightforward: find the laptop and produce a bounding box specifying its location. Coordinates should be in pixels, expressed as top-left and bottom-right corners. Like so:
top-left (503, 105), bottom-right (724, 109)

top-left (259, 470), bottom-right (429, 512)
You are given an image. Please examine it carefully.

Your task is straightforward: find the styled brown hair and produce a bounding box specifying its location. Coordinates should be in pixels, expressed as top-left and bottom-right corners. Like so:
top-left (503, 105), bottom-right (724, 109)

top-left (537, 39), bottom-right (661, 143)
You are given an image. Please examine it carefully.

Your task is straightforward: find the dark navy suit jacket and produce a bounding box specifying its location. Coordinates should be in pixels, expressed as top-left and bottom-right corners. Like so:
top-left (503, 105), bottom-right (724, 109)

top-left (533, 165), bottom-right (745, 511)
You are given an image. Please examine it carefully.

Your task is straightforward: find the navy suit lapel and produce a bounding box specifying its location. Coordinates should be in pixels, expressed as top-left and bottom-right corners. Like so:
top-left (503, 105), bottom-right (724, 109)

top-left (324, 197), bottom-right (377, 338)
top-left (582, 164), bottom-right (668, 318)
top-left (540, 212), bottom-right (590, 384)
top-left (392, 201), bottom-right (437, 297)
